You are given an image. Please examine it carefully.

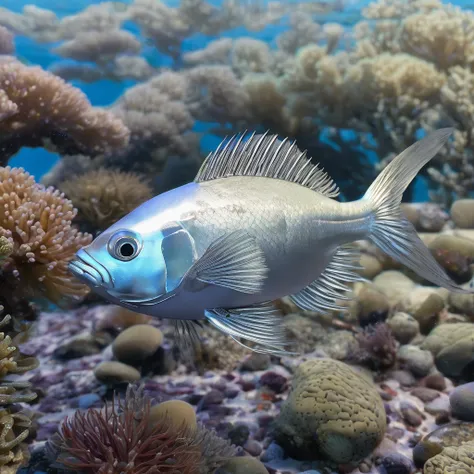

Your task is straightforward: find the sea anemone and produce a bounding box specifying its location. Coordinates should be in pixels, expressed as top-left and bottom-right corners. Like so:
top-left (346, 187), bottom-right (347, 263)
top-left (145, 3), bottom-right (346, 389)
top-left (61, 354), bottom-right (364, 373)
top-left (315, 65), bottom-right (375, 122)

top-left (352, 322), bottom-right (398, 370)
top-left (46, 385), bottom-right (236, 474)
top-left (0, 167), bottom-right (92, 306)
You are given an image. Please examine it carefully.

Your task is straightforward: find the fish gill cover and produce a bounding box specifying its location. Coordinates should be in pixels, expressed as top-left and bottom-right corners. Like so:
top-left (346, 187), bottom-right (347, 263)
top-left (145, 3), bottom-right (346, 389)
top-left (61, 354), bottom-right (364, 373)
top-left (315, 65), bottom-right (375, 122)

top-left (1, 0), bottom-right (474, 474)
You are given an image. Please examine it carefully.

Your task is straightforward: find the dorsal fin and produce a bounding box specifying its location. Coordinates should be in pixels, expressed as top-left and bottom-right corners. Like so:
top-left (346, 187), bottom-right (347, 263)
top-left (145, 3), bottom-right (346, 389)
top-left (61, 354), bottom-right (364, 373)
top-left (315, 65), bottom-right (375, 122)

top-left (194, 132), bottom-right (340, 198)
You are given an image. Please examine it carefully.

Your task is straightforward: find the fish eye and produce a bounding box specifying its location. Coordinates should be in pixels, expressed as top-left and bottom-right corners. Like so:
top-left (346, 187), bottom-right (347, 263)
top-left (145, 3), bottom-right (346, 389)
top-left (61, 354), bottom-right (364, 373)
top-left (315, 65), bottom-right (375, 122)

top-left (107, 230), bottom-right (142, 261)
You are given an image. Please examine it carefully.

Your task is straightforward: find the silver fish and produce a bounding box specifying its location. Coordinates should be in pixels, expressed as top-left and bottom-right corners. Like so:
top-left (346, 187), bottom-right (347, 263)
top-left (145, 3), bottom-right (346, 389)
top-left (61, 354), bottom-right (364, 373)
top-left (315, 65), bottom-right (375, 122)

top-left (69, 129), bottom-right (472, 354)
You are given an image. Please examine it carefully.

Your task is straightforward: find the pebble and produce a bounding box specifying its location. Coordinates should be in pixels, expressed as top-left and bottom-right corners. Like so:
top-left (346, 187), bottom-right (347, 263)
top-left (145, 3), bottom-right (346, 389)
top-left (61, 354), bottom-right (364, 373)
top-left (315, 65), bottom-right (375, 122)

top-left (400, 402), bottom-right (423, 427)
top-left (449, 382), bottom-right (474, 421)
top-left (387, 312), bottom-right (419, 344)
top-left (199, 389), bottom-right (225, 409)
top-left (112, 324), bottom-right (163, 365)
top-left (243, 439), bottom-right (262, 457)
top-left (410, 387), bottom-right (440, 403)
top-left (77, 393), bottom-right (101, 409)
top-left (378, 452), bottom-right (414, 474)
top-left (398, 345), bottom-right (434, 377)
top-left (423, 373), bottom-right (447, 391)
top-left (240, 353), bottom-right (270, 371)
top-left (260, 442), bottom-right (285, 462)
top-left (93, 361), bottom-right (141, 384)
top-left (228, 424), bottom-right (250, 446)
top-left (259, 371), bottom-right (287, 393)
top-left (389, 370), bottom-right (416, 387)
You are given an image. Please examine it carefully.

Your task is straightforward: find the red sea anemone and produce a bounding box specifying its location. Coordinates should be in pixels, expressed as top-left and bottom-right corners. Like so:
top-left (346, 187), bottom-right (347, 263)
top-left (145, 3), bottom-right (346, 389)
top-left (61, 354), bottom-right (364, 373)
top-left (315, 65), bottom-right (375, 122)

top-left (46, 386), bottom-right (202, 474)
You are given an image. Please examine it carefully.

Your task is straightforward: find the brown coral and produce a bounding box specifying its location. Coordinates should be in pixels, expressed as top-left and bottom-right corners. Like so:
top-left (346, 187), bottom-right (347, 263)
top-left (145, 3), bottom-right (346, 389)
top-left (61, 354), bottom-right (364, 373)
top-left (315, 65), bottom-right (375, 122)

top-left (0, 60), bottom-right (130, 163)
top-left (0, 26), bottom-right (14, 55)
top-left (0, 167), bottom-right (92, 305)
top-left (0, 308), bottom-right (38, 473)
top-left (59, 168), bottom-right (153, 233)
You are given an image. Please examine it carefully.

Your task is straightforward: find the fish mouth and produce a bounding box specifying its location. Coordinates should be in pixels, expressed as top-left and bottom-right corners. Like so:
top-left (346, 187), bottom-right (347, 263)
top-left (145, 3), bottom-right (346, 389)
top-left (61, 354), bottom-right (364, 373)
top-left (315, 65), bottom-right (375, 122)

top-left (68, 249), bottom-right (113, 289)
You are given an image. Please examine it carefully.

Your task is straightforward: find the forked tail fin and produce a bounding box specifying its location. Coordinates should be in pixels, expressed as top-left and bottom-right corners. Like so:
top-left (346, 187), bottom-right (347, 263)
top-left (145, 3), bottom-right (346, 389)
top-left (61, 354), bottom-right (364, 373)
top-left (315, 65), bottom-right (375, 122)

top-left (363, 128), bottom-right (472, 293)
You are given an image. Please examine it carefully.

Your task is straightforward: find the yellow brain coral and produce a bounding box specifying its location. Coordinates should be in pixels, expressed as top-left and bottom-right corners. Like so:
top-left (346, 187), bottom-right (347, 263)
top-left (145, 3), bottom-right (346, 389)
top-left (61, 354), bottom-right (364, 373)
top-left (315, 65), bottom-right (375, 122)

top-left (274, 358), bottom-right (386, 464)
top-left (424, 440), bottom-right (474, 473)
top-left (59, 168), bottom-right (153, 232)
top-left (0, 167), bottom-right (92, 305)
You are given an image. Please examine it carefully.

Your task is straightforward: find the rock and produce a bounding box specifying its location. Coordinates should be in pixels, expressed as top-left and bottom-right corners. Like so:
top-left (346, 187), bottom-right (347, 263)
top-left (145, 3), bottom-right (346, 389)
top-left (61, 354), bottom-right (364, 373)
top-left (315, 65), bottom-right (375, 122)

top-left (378, 452), bottom-right (415, 474)
top-left (448, 291), bottom-right (474, 321)
top-left (428, 235), bottom-right (474, 283)
top-left (410, 387), bottom-right (440, 403)
top-left (260, 442), bottom-right (284, 462)
top-left (400, 402), bottom-right (423, 427)
top-left (284, 314), bottom-right (329, 353)
top-left (424, 440), bottom-right (474, 473)
top-left (412, 422), bottom-right (474, 467)
top-left (228, 424), bottom-right (250, 446)
top-left (424, 395), bottom-right (451, 418)
top-left (358, 253), bottom-right (383, 279)
top-left (387, 312), bottom-right (419, 344)
top-left (112, 324), bottom-right (163, 365)
top-left (53, 335), bottom-right (104, 360)
top-left (215, 457), bottom-right (268, 474)
top-left (200, 389), bottom-right (224, 408)
top-left (437, 335), bottom-right (474, 379)
top-left (423, 373), bottom-right (447, 391)
top-left (148, 400), bottom-right (197, 432)
top-left (412, 293), bottom-right (445, 334)
top-left (421, 323), bottom-right (474, 378)
top-left (243, 439), bottom-right (262, 457)
top-left (373, 271), bottom-right (416, 306)
top-left (77, 393), bottom-right (101, 409)
top-left (389, 370), bottom-right (416, 387)
top-left (93, 361), bottom-right (141, 384)
top-left (450, 382), bottom-right (474, 421)
top-left (240, 353), bottom-right (270, 371)
top-left (95, 305), bottom-right (152, 333)
top-left (450, 199), bottom-right (474, 229)
top-left (273, 359), bottom-right (386, 464)
top-left (355, 284), bottom-right (390, 327)
top-left (398, 345), bottom-right (434, 377)
top-left (259, 372), bottom-right (287, 394)
top-left (402, 203), bottom-right (448, 232)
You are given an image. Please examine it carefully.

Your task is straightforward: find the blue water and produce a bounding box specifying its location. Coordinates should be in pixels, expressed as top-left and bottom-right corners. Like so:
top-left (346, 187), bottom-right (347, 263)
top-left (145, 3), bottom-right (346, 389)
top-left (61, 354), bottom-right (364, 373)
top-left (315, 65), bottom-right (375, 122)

top-left (5, 0), bottom-right (473, 200)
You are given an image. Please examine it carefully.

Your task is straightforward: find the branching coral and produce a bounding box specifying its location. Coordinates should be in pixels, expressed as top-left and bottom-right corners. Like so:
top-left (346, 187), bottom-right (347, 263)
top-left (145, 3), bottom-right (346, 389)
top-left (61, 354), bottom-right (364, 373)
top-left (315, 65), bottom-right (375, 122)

top-left (0, 27), bottom-right (13, 55)
top-left (0, 60), bottom-right (130, 163)
top-left (0, 167), bottom-right (92, 306)
top-left (0, 308), bottom-right (38, 474)
top-left (46, 384), bottom-right (236, 474)
top-left (59, 168), bottom-right (153, 233)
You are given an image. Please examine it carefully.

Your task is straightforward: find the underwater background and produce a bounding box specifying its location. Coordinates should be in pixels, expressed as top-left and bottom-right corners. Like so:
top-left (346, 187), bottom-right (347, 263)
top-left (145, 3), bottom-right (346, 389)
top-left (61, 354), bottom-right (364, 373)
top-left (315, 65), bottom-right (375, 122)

top-left (2, 0), bottom-right (474, 473)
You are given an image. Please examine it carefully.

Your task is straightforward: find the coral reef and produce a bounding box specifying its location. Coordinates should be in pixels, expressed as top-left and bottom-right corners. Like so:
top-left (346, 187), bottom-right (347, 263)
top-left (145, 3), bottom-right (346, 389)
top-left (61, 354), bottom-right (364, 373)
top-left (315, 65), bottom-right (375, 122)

top-left (0, 167), bottom-right (92, 307)
top-left (0, 60), bottom-right (129, 164)
top-left (59, 168), bottom-right (153, 233)
top-left (0, 307), bottom-right (38, 474)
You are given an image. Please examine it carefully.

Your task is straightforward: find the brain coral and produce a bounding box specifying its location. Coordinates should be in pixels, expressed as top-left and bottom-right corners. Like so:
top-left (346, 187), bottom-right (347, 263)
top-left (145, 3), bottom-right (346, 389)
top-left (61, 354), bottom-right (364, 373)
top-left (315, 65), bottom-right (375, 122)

top-left (274, 358), bottom-right (386, 464)
top-left (424, 440), bottom-right (474, 473)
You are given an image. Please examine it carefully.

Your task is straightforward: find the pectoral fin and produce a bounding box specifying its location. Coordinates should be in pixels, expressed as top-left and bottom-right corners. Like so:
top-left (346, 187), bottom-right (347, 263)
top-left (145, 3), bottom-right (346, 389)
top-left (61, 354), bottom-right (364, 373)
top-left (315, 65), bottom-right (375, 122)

top-left (204, 302), bottom-right (296, 355)
top-left (185, 230), bottom-right (268, 294)
top-left (161, 227), bottom-right (197, 293)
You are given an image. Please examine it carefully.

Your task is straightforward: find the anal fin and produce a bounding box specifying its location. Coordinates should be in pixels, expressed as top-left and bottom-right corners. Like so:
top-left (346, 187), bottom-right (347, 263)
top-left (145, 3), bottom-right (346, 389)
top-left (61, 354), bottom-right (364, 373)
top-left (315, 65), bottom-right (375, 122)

top-left (204, 302), bottom-right (296, 355)
top-left (185, 230), bottom-right (268, 294)
top-left (290, 245), bottom-right (365, 313)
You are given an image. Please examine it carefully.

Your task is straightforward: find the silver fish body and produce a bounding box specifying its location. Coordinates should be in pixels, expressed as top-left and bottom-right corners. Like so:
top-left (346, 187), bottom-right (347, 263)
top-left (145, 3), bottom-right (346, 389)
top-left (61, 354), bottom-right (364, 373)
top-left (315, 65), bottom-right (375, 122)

top-left (69, 130), bottom-right (474, 354)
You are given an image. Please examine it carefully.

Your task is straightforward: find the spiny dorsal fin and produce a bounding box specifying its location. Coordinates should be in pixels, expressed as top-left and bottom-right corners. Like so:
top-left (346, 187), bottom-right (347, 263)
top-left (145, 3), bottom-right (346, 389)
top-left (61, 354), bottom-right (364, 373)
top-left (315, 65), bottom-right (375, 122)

top-left (194, 132), bottom-right (340, 198)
